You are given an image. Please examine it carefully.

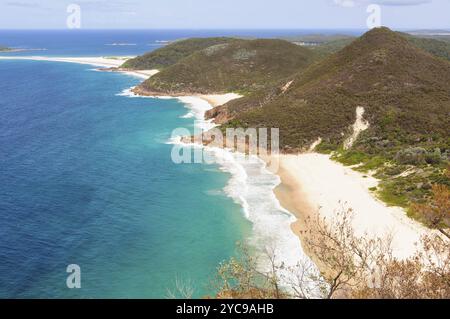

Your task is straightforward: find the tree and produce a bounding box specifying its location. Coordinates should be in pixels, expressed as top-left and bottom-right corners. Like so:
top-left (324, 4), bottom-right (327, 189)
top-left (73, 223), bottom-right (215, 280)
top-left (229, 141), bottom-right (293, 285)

top-left (300, 207), bottom-right (394, 298)
top-left (412, 183), bottom-right (450, 239)
top-left (354, 234), bottom-right (450, 299)
top-left (213, 243), bottom-right (292, 299)
top-left (166, 277), bottom-right (195, 299)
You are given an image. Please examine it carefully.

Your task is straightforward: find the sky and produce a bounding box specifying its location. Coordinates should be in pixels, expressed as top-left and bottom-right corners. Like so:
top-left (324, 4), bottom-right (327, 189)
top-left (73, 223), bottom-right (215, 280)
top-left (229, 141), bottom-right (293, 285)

top-left (0, 0), bottom-right (449, 30)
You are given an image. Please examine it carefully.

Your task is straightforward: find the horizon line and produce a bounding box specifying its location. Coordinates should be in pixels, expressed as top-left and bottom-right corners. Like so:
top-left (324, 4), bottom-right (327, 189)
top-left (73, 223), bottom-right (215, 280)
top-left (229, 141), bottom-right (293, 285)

top-left (1, 27), bottom-right (449, 32)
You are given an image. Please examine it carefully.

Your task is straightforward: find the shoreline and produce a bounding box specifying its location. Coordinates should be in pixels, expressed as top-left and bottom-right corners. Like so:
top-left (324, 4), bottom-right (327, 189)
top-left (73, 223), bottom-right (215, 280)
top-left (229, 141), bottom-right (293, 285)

top-left (163, 89), bottom-right (433, 268)
top-left (3, 55), bottom-right (432, 274)
top-left (130, 84), bottom-right (432, 266)
top-left (131, 85), bottom-right (242, 108)
top-left (174, 97), bottom-right (316, 280)
top-left (0, 56), bottom-right (159, 80)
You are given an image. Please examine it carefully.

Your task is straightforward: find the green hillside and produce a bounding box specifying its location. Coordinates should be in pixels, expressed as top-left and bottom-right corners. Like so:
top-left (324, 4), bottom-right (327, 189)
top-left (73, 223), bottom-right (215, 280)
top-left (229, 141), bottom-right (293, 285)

top-left (215, 27), bottom-right (450, 209)
top-left (136, 39), bottom-right (317, 95)
top-left (221, 28), bottom-right (449, 149)
top-left (121, 37), bottom-right (236, 70)
top-left (309, 33), bottom-right (450, 62)
top-left (405, 34), bottom-right (450, 61)
top-left (311, 38), bottom-right (355, 57)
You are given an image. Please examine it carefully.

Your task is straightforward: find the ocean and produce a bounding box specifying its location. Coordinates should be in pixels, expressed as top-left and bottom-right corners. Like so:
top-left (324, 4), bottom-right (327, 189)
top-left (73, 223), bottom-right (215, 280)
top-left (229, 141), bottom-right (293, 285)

top-left (0, 30), bottom-right (352, 298)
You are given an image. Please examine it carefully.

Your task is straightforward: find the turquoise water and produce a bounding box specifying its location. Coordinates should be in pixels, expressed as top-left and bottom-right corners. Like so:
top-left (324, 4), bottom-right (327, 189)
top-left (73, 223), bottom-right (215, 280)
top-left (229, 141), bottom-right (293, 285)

top-left (0, 60), bottom-right (251, 298)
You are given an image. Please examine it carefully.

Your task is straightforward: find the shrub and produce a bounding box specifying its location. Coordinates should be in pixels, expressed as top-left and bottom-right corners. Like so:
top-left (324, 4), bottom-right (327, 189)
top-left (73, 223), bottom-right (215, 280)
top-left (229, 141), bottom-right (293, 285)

top-left (395, 147), bottom-right (427, 165)
top-left (425, 148), bottom-right (442, 165)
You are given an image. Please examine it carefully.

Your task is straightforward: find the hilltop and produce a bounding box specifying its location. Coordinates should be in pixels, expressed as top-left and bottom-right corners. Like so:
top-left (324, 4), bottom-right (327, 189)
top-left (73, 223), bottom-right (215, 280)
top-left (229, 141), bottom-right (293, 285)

top-left (121, 37), bottom-right (236, 70)
top-left (308, 33), bottom-right (450, 62)
top-left (133, 38), bottom-right (317, 95)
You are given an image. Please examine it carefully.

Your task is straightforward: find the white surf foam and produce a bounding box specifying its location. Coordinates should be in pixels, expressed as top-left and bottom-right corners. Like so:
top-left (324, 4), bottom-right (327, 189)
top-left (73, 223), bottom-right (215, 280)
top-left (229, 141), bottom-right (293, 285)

top-left (166, 96), bottom-right (319, 288)
top-left (116, 87), bottom-right (172, 98)
top-left (180, 112), bottom-right (195, 119)
top-left (119, 90), bottom-right (319, 294)
top-left (116, 87), bottom-right (139, 97)
top-left (206, 148), bottom-right (315, 275)
top-left (105, 43), bottom-right (137, 46)
top-left (176, 97), bottom-right (217, 131)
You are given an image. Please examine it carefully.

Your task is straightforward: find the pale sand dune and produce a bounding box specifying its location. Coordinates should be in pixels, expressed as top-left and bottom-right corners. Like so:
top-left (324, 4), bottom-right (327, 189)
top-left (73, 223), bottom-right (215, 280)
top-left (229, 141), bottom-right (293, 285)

top-left (198, 93), bottom-right (243, 107)
top-left (344, 106), bottom-right (370, 150)
top-left (0, 56), bottom-right (159, 79)
top-left (273, 153), bottom-right (432, 260)
top-left (117, 69), bottom-right (160, 79)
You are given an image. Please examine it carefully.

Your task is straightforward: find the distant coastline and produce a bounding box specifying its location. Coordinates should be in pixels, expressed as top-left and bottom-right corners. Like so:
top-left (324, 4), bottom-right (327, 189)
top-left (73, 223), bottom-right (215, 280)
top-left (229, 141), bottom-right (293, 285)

top-left (0, 48), bottom-right (48, 53)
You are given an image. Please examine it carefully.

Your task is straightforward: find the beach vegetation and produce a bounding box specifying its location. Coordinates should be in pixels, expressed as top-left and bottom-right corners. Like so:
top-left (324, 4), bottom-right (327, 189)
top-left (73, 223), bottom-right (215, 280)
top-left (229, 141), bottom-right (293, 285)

top-left (411, 182), bottom-right (450, 238)
top-left (331, 150), bottom-right (369, 166)
top-left (213, 207), bottom-right (450, 299)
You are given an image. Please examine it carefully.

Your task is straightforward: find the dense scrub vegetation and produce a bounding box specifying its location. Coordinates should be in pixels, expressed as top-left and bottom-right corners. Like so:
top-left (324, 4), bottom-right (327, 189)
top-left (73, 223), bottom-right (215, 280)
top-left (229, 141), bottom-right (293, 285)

top-left (225, 28), bottom-right (450, 151)
top-left (137, 39), bottom-right (317, 95)
top-left (310, 38), bottom-right (355, 57)
top-left (121, 37), bottom-right (236, 70)
top-left (310, 33), bottom-right (450, 62)
top-left (405, 35), bottom-right (450, 61)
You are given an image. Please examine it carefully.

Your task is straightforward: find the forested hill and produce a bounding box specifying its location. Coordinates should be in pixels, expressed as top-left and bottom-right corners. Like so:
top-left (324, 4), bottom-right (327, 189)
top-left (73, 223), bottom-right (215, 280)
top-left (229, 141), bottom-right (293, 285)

top-left (134, 38), bottom-right (317, 95)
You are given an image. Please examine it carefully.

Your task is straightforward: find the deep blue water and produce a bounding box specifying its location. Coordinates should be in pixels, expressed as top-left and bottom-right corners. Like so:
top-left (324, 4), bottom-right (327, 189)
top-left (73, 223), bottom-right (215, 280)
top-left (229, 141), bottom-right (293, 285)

top-left (0, 29), bottom-right (365, 56)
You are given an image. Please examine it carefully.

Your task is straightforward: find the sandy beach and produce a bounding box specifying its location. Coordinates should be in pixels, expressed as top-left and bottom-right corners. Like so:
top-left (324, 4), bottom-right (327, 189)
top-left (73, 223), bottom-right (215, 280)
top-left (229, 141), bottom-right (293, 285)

top-left (197, 93), bottom-right (243, 107)
top-left (272, 153), bottom-right (432, 260)
top-left (0, 56), bottom-right (159, 79)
